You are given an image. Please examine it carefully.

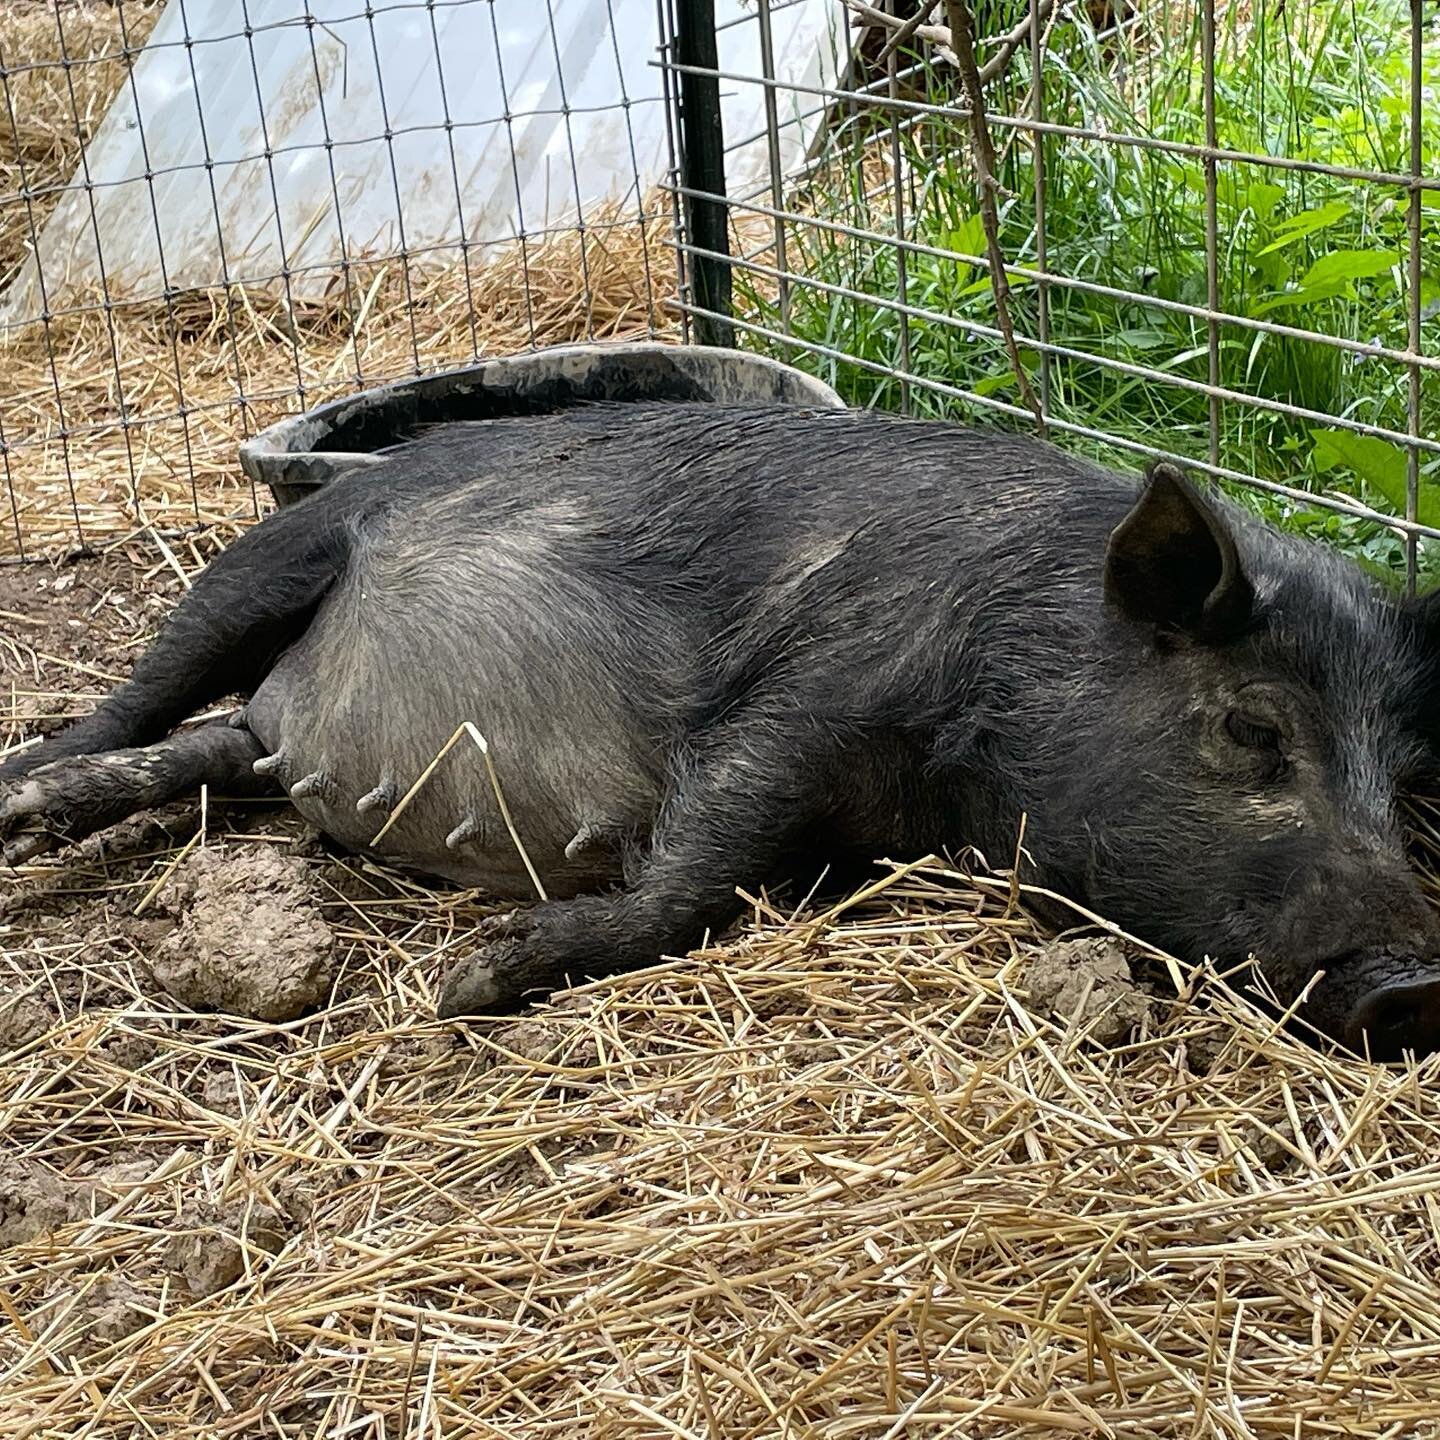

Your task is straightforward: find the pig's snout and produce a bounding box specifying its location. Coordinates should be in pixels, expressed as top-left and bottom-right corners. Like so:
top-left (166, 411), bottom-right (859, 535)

top-left (1345, 971), bottom-right (1440, 1062)
top-left (1283, 936), bottom-right (1440, 1061)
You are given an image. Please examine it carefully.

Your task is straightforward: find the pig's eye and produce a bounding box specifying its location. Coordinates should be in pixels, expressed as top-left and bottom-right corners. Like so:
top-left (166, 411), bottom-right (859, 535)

top-left (1225, 710), bottom-right (1283, 753)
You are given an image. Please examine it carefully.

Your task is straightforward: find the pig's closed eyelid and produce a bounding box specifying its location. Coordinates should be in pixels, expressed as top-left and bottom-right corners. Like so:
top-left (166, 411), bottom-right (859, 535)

top-left (1224, 710), bottom-right (1283, 750)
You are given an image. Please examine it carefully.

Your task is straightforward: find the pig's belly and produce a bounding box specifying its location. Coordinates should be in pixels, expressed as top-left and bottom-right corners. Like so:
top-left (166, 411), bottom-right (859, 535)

top-left (243, 564), bottom-right (674, 897)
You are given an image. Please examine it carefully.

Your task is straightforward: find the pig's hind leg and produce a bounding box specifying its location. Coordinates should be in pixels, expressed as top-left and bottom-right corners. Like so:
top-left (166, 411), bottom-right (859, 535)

top-left (437, 709), bottom-right (836, 1015)
top-left (0, 487), bottom-right (355, 789)
top-left (1, 718), bottom-right (271, 864)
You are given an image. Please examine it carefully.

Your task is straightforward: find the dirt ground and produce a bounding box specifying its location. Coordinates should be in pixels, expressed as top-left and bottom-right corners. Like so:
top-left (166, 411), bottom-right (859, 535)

top-left (1, 550), bottom-right (343, 1009)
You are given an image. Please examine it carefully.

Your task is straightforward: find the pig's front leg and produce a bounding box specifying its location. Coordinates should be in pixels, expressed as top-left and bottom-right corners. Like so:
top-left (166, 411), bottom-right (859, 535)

top-left (436, 714), bottom-right (837, 1015)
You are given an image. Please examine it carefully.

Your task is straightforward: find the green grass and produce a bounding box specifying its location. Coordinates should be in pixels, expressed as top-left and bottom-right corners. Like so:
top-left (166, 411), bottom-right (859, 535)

top-left (734, 0), bottom-right (1440, 582)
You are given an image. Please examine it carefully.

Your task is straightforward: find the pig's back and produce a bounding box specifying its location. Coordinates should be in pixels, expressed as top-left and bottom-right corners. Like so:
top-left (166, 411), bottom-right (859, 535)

top-left (366, 402), bottom-right (1136, 625)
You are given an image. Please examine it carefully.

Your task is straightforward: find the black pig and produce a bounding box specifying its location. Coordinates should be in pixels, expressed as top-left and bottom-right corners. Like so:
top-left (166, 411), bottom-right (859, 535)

top-left (4, 404), bottom-right (1439, 1056)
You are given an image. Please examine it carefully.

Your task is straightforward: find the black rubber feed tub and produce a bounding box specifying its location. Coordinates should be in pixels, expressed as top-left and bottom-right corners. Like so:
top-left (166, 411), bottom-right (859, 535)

top-left (239, 342), bottom-right (846, 508)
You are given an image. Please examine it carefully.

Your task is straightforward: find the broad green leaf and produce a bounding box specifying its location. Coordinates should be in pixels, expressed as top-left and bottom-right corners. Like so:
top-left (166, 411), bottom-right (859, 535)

top-left (939, 216), bottom-right (985, 261)
top-left (1250, 246), bottom-right (1293, 290)
top-left (1297, 249), bottom-right (1398, 288)
top-left (1354, 554), bottom-right (1406, 588)
top-left (972, 370), bottom-right (1015, 398)
top-left (939, 214), bottom-right (986, 290)
top-left (1422, 274), bottom-right (1440, 319)
top-left (954, 273), bottom-right (1037, 300)
top-left (1310, 426), bottom-right (1440, 526)
top-left (1273, 203), bottom-right (1352, 237)
top-left (1255, 200), bottom-right (1351, 256)
top-left (1112, 327), bottom-right (1170, 350)
top-left (1245, 182), bottom-right (1288, 226)
top-left (1250, 279), bottom-right (1352, 315)
top-left (971, 349), bottom-right (1042, 399)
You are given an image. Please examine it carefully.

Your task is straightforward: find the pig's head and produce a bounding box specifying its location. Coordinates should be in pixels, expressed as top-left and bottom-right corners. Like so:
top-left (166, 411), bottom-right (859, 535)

top-left (1042, 462), bottom-right (1440, 1060)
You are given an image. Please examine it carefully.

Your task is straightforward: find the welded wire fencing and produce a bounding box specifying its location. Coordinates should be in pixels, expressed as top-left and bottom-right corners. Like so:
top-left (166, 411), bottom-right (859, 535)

top-left (663, 0), bottom-right (1440, 588)
top-left (1, 0), bottom-right (1436, 591)
top-left (0, 0), bottom-right (676, 561)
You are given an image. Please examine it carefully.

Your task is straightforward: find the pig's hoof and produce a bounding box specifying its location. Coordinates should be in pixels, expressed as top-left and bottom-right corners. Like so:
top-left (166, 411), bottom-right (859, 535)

top-left (1, 754), bottom-right (140, 861)
top-left (3, 827), bottom-right (56, 867)
top-left (477, 908), bottom-right (521, 939)
top-left (0, 772), bottom-right (70, 863)
top-left (436, 938), bottom-right (527, 1019)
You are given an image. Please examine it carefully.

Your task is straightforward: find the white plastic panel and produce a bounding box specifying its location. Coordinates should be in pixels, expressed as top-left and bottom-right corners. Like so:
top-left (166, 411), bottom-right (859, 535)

top-left (0, 0), bottom-right (842, 318)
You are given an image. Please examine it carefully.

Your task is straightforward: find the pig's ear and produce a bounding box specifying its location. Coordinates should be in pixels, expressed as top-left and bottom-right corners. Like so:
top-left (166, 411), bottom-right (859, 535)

top-left (1104, 462), bottom-right (1253, 641)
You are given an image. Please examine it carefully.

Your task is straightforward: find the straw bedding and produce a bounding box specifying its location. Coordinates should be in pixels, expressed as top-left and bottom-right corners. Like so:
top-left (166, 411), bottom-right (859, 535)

top-left (7, 511), bottom-right (1440, 1440)
top-left (0, 207), bottom-right (671, 559)
top-left (7, 6), bottom-right (1440, 1437)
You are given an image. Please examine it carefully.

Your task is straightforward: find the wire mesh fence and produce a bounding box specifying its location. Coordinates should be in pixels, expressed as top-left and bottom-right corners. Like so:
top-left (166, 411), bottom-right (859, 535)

top-left (0, 0), bottom-right (682, 562)
top-left (662, 0), bottom-right (1440, 590)
top-left (1, 0), bottom-right (1436, 589)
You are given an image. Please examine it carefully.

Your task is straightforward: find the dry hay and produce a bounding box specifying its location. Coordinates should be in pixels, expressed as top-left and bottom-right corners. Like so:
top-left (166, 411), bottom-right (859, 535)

top-left (7, 8), bottom-right (1440, 1437)
top-left (0, 208), bottom-right (675, 561)
top-left (4, 211), bottom-right (674, 559)
top-left (0, 3), bottom-right (165, 294)
top-left (6, 830), bottom-right (1440, 1436)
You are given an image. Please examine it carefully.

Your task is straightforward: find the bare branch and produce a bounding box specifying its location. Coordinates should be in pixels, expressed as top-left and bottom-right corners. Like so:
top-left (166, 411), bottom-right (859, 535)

top-left (876, 2), bottom-right (941, 66)
top-left (845, 0), bottom-right (955, 66)
top-left (976, 0), bottom-right (1054, 88)
top-left (943, 0), bottom-right (1045, 433)
top-left (841, 0), bottom-right (1055, 87)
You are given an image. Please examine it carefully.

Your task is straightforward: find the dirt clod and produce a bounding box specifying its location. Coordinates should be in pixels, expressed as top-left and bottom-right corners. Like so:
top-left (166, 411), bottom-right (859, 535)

top-left (1024, 937), bottom-right (1151, 1045)
top-left (81, 1275), bottom-right (149, 1350)
top-left (0, 993), bottom-right (54, 1051)
top-left (1183, 1028), bottom-right (1231, 1076)
top-left (200, 1070), bottom-right (242, 1115)
top-left (163, 1198), bottom-right (289, 1298)
top-left (0, 1156), bottom-right (79, 1246)
top-left (376, 1031), bottom-right (459, 1079)
top-left (99, 1029), bottom-right (159, 1071)
top-left (1244, 1118), bottom-right (1299, 1172)
top-left (84, 1153), bottom-right (166, 1202)
top-left (488, 1018), bottom-right (561, 1063)
top-left (150, 844), bottom-right (335, 1021)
